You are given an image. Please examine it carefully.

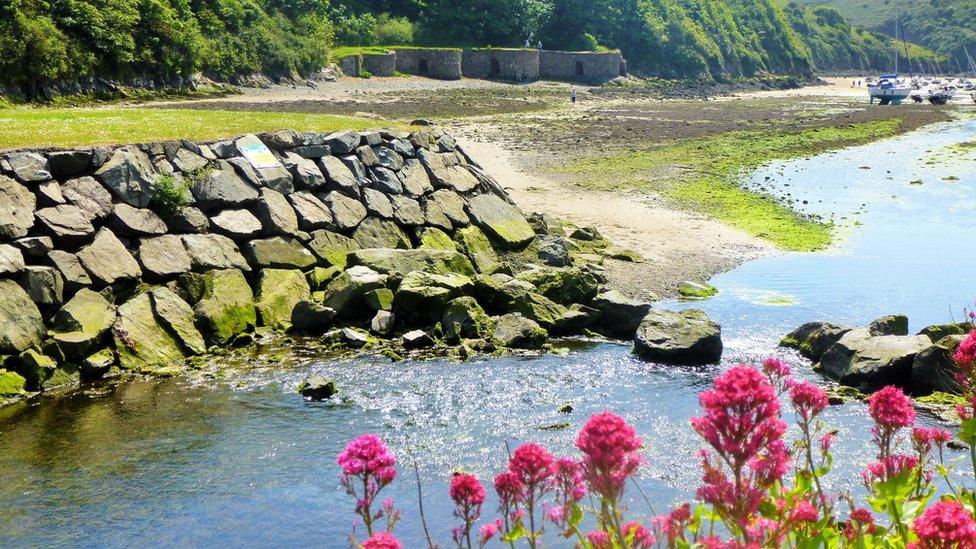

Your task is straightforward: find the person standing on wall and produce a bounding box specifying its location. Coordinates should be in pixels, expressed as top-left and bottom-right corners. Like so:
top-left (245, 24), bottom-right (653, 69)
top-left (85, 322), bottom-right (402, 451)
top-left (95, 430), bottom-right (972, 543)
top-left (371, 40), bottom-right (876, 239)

top-left (537, 40), bottom-right (543, 51)
top-left (524, 38), bottom-right (530, 48)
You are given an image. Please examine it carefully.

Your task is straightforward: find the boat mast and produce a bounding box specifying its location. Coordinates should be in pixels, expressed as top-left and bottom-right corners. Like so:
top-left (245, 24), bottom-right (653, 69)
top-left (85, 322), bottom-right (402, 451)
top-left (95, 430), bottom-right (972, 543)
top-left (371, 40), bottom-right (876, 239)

top-left (893, 12), bottom-right (899, 74)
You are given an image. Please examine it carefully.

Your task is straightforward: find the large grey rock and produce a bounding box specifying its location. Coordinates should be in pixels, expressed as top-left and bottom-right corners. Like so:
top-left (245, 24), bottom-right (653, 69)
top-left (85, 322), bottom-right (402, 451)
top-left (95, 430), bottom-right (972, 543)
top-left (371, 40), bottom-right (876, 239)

top-left (430, 163), bottom-right (480, 193)
top-left (869, 314), bottom-right (909, 336)
top-left (307, 230), bottom-right (360, 268)
top-left (254, 269), bottom-right (311, 328)
top-left (226, 156), bottom-right (293, 195)
top-left (442, 296), bottom-right (493, 341)
top-left (517, 266), bottom-right (601, 305)
top-left (181, 234), bottom-right (250, 271)
top-left (370, 167), bottom-right (403, 195)
top-left (393, 271), bottom-right (473, 321)
top-left (35, 204), bottom-right (96, 243)
top-left (94, 146), bottom-right (156, 207)
top-left (323, 266), bottom-right (388, 317)
top-left (817, 329), bottom-right (932, 391)
top-left (0, 244), bottom-right (25, 275)
top-left (491, 313), bottom-right (548, 349)
top-left (402, 329), bottom-right (434, 349)
top-left (113, 292), bottom-right (186, 374)
top-left (508, 292), bottom-right (567, 329)
top-left (356, 145), bottom-right (380, 167)
top-left (0, 175), bottom-right (36, 240)
top-left (362, 188), bottom-right (394, 218)
top-left (47, 150), bottom-right (93, 178)
top-left (325, 131), bottom-right (360, 155)
top-left (323, 191), bottom-right (367, 230)
top-left (372, 147), bottom-right (403, 171)
top-left (283, 152), bottom-right (327, 190)
top-left (210, 209), bottom-right (263, 239)
top-left (149, 287), bottom-right (207, 355)
top-left (340, 156), bottom-right (367, 185)
top-left (390, 195), bottom-right (425, 226)
top-left (243, 237), bottom-right (317, 269)
top-left (634, 309), bottom-right (723, 365)
top-left (20, 266), bottom-right (64, 306)
top-left (911, 335), bottom-right (965, 395)
top-left (291, 301), bottom-right (337, 332)
top-left (537, 236), bottom-right (572, 267)
top-left (255, 188), bottom-right (299, 235)
top-left (191, 160), bottom-right (259, 208)
top-left (370, 310), bottom-right (395, 336)
top-left (50, 288), bottom-right (115, 358)
top-left (465, 193), bottom-right (535, 249)
top-left (0, 279), bottom-right (46, 354)
top-left (591, 290), bottom-right (652, 338)
top-left (171, 148), bottom-right (209, 173)
top-left (168, 207), bottom-right (210, 234)
top-left (35, 180), bottom-right (65, 206)
top-left (352, 217), bottom-right (412, 249)
top-left (780, 321), bottom-right (852, 362)
top-left (349, 248), bottom-right (475, 276)
top-left (138, 235), bottom-right (192, 278)
top-left (61, 176), bottom-right (114, 221)
top-left (456, 226), bottom-right (503, 274)
top-left (193, 269), bottom-right (256, 346)
top-left (401, 159), bottom-right (434, 197)
top-left (48, 250), bottom-right (92, 291)
top-left (318, 155), bottom-right (360, 196)
top-left (77, 229), bottom-right (142, 285)
top-left (918, 323), bottom-right (973, 343)
top-left (107, 203), bottom-right (168, 237)
top-left (5, 151), bottom-right (51, 183)
top-left (289, 192), bottom-right (334, 231)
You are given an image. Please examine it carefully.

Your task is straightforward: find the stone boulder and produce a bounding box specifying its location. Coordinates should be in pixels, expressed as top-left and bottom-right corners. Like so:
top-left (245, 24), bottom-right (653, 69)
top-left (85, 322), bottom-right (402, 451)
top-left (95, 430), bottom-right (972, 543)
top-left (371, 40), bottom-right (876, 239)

top-left (537, 236), bottom-right (572, 267)
top-left (423, 189), bottom-right (469, 230)
top-left (50, 288), bottom-right (115, 359)
top-left (918, 323), bottom-right (972, 343)
top-left (352, 217), bottom-right (412, 249)
top-left (634, 309), bottom-right (723, 366)
top-left (465, 193), bottom-right (535, 249)
top-left (370, 310), bottom-right (394, 336)
top-left (193, 269), bottom-right (257, 346)
top-left (780, 321), bottom-right (853, 362)
top-left (910, 335), bottom-right (965, 395)
top-left (869, 314), bottom-right (909, 336)
top-left (0, 244), bottom-right (25, 275)
top-left (181, 234), bottom-right (250, 271)
top-left (20, 266), bottom-right (64, 306)
top-left (191, 161), bottom-right (259, 209)
top-left (113, 292), bottom-right (185, 374)
top-left (323, 191), bottom-right (367, 230)
top-left (171, 148), bottom-right (209, 173)
top-left (325, 131), bottom-right (360, 155)
top-left (255, 188), bottom-right (299, 236)
top-left (369, 167), bottom-right (403, 194)
top-left (48, 150), bottom-right (92, 178)
top-left (48, 250), bottom-right (92, 292)
top-left (349, 248), bottom-right (475, 276)
top-left (390, 196), bottom-right (425, 227)
top-left (419, 228), bottom-right (457, 251)
top-left (62, 176), bottom-right (113, 221)
top-left (5, 151), bottom-right (51, 183)
top-left (137, 235), bottom-right (193, 279)
top-left (94, 146), bottom-right (156, 207)
top-left (35, 204), bottom-right (95, 243)
top-left (255, 269), bottom-right (311, 329)
top-left (307, 230), bottom-right (361, 268)
top-left (107, 203), bottom-right (167, 237)
top-left (403, 330), bottom-right (435, 349)
top-left (517, 266), bottom-right (600, 305)
top-left (0, 370), bottom-right (27, 398)
top-left (590, 290), bottom-right (652, 339)
top-left (283, 152), bottom-right (327, 189)
top-left (9, 348), bottom-right (59, 391)
top-left (394, 271), bottom-right (473, 322)
top-left (318, 155), bottom-right (359, 196)
top-left (289, 192), bottom-right (334, 231)
top-left (401, 159), bottom-right (434, 197)
top-left (322, 266), bottom-right (388, 318)
top-left (14, 236), bottom-right (53, 258)
top-left (226, 156), bottom-right (293, 195)
top-left (169, 207), bottom-right (210, 234)
top-left (36, 180), bottom-right (65, 206)
top-left (291, 301), bottom-right (337, 332)
top-left (149, 287), bottom-right (207, 356)
top-left (243, 237), bottom-right (317, 269)
top-left (210, 209), bottom-right (263, 239)
top-left (362, 188), bottom-right (394, 219)
top-left (298, 375), bottom-right (337, 401)
top-left (817, 329), bottom-right (931, 391)
top-left (508, 292), bottom-right (567, 330)
top-left (77, 229), bottom-right (142, 286)
top-left (455, 226), bottom-right (502, 274)
top-left (442, 296), bottom-right (493, 342)
top-left (0, 175), bottom-right (36, 240)
top-left (491, 314), bottom-right (548, 349)
top-left (0, 279), bottom-right (45, 354)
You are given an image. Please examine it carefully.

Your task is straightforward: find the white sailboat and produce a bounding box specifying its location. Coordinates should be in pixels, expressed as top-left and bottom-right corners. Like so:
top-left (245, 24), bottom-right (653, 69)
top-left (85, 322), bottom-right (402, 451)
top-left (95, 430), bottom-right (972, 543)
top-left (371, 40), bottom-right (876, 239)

top-left (869, 14), bottom-right (912, 105)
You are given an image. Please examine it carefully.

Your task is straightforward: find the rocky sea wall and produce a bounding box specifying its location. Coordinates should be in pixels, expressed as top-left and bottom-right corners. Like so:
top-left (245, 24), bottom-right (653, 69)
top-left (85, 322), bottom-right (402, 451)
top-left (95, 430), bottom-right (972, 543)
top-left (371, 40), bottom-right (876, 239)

top-left (0, 127), bottom-right (723, 405)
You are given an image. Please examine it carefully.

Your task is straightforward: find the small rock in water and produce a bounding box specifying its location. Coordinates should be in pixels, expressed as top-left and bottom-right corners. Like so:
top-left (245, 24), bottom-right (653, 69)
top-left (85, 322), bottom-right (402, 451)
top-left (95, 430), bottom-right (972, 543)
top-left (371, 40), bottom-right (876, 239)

top-left (556, 403), bottom-right (574, 414)
top-left (403, 329), bottom-right (434, 349)
top-left (340, 328), bottom-right (369, 348)
top-left (371, 310), bottom-right (394, 336)
top-left (298, 374), bottom-right (337, 401)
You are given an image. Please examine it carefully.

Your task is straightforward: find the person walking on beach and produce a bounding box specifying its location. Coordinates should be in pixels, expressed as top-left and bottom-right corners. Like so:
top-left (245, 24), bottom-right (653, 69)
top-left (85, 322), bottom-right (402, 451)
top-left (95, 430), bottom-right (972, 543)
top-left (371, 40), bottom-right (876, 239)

top-left (537, 40), bottom-right (543, 51)
top-left (571, 89), bottom-right (577, 104)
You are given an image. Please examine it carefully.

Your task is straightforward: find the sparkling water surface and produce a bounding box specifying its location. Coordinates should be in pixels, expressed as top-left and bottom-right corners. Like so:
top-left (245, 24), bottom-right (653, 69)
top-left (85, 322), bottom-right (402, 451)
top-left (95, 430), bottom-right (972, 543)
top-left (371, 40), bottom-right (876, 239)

top-left (1, 120), bottom-right (975, 547)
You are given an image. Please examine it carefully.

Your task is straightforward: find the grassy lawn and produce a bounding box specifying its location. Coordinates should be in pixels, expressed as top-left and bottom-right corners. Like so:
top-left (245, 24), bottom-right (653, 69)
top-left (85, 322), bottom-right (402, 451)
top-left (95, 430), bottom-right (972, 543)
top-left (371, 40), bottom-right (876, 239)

top-left (332, 45), bottom-right (463, 60)
top-left (0, 107), bottom-right (399, 150)
top-left (557, 119), bottom-right (907, 252)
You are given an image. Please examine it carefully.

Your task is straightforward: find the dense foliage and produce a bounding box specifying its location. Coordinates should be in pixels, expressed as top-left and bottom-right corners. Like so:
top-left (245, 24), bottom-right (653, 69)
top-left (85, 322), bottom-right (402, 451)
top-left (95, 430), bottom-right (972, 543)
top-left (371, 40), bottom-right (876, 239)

top-left (337, 330), bottom-right (976, 548)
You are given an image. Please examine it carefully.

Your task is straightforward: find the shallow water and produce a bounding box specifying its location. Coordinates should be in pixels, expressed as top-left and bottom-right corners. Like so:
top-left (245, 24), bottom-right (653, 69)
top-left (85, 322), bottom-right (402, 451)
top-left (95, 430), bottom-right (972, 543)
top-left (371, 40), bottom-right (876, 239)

top-left (1, 120), bottom-right (975, 547)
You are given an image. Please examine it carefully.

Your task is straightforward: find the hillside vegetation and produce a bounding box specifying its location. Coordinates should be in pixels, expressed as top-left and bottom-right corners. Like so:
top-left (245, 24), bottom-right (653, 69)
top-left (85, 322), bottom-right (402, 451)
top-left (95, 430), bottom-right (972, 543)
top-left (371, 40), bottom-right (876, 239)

top-left (787, 0), bottom-right (976, 70)
top-left (0, 0), bottom-right (948, 100)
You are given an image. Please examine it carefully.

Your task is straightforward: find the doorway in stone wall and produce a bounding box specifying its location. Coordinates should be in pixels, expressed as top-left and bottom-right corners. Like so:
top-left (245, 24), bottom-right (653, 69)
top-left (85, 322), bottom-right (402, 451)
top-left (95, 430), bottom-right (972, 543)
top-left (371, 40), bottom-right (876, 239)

top-left (490, 57), bottom-right (500, 78)
top-left (575, 61), bottom-right (584, 77)
top-left (419, 59), bottom-right (429, 74)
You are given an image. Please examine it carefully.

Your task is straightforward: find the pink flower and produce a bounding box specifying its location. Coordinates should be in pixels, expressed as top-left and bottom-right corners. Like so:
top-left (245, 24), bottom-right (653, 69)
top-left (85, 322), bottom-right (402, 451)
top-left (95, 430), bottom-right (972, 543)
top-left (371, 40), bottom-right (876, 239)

top-left (819, 432), bottom-right (836, 454)
top-left (868, 386), bottom-right (916, 430)
top-left (910, 500), bottom-right (976, 548)
top-left (623, 521), bottom-right (656, 548)
top-left (762, 357), bottom-right (792, 391)
top-left (850, 508), bottom-right (874, 524)
top-left (450, 473), bottom-right (486, 507)
top-left (954, 330), bottom-right (976, 371)
top-left (789, 381), bottom-right (829, 421)
top-left (361, 532), bottom-right (402, 549)
top-left (337, 434), bottom-right (397, 484)
top-left (493, 471), bottom-right (524, 508)
top-left (553, 457), bottom-right (586, 502)
top-left (913, 427), bottom-right (954, 453)
top-left (653, 503), bottom-right (692, 543)
top-left (862, 454), bottom-right (919, 486)
top-left (508, 443), bottom-right (555, 488)
top-left (576, 411), bottom-right (644, 500)
top-left (790, 500), bottom-right (819, 523)
top-left (586, 530), bottom-right (612, 549)
top-left (478, 519), bottom-right (502, 545)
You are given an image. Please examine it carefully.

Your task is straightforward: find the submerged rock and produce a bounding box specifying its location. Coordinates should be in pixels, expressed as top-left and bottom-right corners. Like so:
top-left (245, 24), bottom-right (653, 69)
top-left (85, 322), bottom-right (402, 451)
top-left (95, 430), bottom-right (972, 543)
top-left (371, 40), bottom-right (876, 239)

top-left (298, 375), bottom-right (337, 401)
top-left (633, 309), bottom-right (723, 366)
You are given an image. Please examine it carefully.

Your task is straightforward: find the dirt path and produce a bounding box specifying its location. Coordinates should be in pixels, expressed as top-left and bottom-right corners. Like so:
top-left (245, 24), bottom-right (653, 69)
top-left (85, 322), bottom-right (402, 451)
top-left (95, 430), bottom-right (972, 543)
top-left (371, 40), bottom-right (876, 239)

top-left (460, 139), bottom-right (774, 300)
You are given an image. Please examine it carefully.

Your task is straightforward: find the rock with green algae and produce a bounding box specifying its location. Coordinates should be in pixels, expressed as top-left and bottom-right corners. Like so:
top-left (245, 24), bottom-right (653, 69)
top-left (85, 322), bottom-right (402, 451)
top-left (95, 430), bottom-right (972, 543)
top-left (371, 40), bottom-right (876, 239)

top-left (464, 193), bottom-right (536, 249)
top-left (454, 225), bottom-right (502, 274)
top-left (590, 290), bottom-right (651, 339)
top-left (393, 271), bottom-right (473, 322)
top-left (780, 321), bottom-right (851, 362)
top-left (254, 269), bottom-right (311, 329)
top-left (0, 369), bottom-right (27, 398)
top-left (322, 266), bottom-right (388, 318)
top-left (149, 287), bottom-right (207, 355)
top-left (918, 323), bottom-right (972, 343)
top-left (297, 374), bottom-right (337, 401)
top-left (0, 279), bottom-right (45, 354)
top-left (81, 348), bottom-right (117, 378)
top-left (418, 228), bottom-right (457, 251)
top-left (348, 248), bottom-right (475, 276)
top-left (826, 385), bottom-right (866, 405)
top-left (910, 335), bottom-right (965, 395)
top-left (193, 269), bottom-right (257, 346)
top-left (352, 217), bottom-right (412, 249)
top-left (305, 266), bottom-right (341, 290)
top-left (678, 281), bottom-right (718, 300)
top-left (508, 292), bottom-right (568, 330)
top-left (113, 292), bottom-right (186, 375)
top-left (10, 348), bottom-right (57, 390)
top-left (242, 237), bottom-right (317, 270)
top-left (868, 314), bottom-right (909, 336)
top-left (604, 246), bottom-right (642, 262)
top-left (442, 296), bottom-right (494, 342)
top-left (306, 230), bottom-right (360, 269)
top-left (491, 313), bottom-right (548, 349)
top-left (634, 309), bottom-right (723, 366)
top-left (50, 288), bottom-right (116, 358)
top-left (364, 288), bottom-right (394, 311)
top-left (516, 266), bottom-right (600, 305)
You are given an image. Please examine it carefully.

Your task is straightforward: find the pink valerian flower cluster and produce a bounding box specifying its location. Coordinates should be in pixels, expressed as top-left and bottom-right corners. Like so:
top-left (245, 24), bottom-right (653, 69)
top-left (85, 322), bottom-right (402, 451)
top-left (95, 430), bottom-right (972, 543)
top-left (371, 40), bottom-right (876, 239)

top-left (910, 500), bottom-right (976, 549)
top-left (361, 531), bottom-right (402, 549)
top-left (861, 454), bottom-right (920, 487)
top-left (762, 357), bottom-right (793, 393)
top-left (691, 365), bottom-right (790, 536)
top-left (912, 427), bottom-right (953, 455)
top-left (653, 503), bottom-right (692, 545)
top-left (954, 330), bottom-right (976, 385)
top-left (547, 457), bottom-right (586, 531)
top-left (622, 521), bottom-right (655, 548)
top-left (337, 434), bottom-right (399, 537)
top-left (450, 473), bottom-right (486, 549)
top-left (576, 411), bottom-right (644, 501)
top-left (789, 380), bottom-right (829, 422)
top-left (867, 386), bottom-right (917, 457)
top-left (844, 508), bottom-right (877, 541)
top-left (507, 442), bottom-right (555, 543)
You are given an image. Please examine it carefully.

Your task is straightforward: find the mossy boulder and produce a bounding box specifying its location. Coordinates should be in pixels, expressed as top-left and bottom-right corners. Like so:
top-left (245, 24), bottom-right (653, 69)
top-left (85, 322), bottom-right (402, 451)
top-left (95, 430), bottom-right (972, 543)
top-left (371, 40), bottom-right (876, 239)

top-left (193, 269), bottom-right (257, 346)
top-left (255, 269), bottom-right (311, 329)
top-left (780, 321), bottom-right (852, 362)
top-left (149, 287), bottom-right (207, 355)
top-left (50, 288), bottom-right (117, 358)
top-left (10, 348), bottom-right (58, 391)
top-left (365, 288), bottom-right (395, 311)
top-left (869, 314), bottom-right (909, 336)
top-left (678, 281), bottom-right (718, 300)
top-left (306, 230), bottom-right (361, 269)
top-left (419, 228), bottom-right (457, 251)
top-left (910, 335), bottom-right (965, 395)
top-left (455, 225), bottom-right (502, 274)
top-left (291, 301), bottom-right (337, 332)
top-left (113, 292), bottom-right (186, 375)
top-left (81, 348), bottom-right (117, 379)
top-left (352, 217), bottom-right (412, 249)
top-left (306, 266), bottom-right (342, 290)
top-left (817, 329), bottom-right (931, 392)
top-left (465, 193), bottom-right (536, 249)
top-left (634, 309), bottom-right (723, 366)
top-left (322, 266), bottom-right (388, 318)
top-left (298, 374), bottom-right (337, 401)
top-left (242, 237), bottom-right (317, 270)
top-left (516, 266), bottom-right (600, 305)
top-left (442, 296), bottom-right (494, 342)
top-left (508, 292), bottom-right (568, 330)
top-left (0, 279), bottom-right (46, 354)
top-left (918, 323), bottom-right (973, 343)
top-left (349, 248), bottom-right (475, 276)
top-left (394, 271), bottom-right (473, 323)
top-left (0, 369), bottom-right (27, 398)
top-left (491, 313), bottom-right (548, 349)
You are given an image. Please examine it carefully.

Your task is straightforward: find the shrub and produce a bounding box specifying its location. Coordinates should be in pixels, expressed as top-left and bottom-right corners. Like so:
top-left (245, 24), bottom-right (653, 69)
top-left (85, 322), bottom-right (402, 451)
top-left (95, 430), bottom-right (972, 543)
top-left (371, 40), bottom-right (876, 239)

top-left (149, 173), bottom-right (190, 220)
top-left (374, 14), bottom-right (414, 45)
top-left (336, 330), bottom-right (976, 547)
top-left (359, 70), bottom-right (373, 79)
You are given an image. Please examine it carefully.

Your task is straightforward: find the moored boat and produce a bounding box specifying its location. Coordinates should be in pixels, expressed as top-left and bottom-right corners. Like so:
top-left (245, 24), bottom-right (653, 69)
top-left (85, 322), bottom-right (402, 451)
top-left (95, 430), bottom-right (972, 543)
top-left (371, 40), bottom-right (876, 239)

top-left (869, 75), bottom-right (912, 105)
